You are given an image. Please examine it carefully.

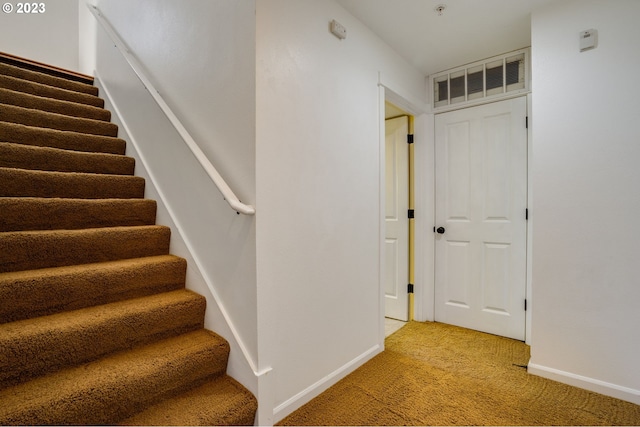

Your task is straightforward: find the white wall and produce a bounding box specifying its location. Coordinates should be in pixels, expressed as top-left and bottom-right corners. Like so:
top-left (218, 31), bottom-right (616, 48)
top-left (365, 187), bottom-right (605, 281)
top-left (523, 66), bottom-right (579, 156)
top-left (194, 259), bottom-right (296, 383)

top-left (78, 0), bottom-right (97, 76)
top-left (82, 0), bottom-right (260, 393)
top-left (92, 0), bottom-right (255, 202)
top-left (255, 0), bottom-right (427, 421)
top-left (529, 0), bottom-right (640, 404)
top-left (0, 0), bottom-right (79, 70)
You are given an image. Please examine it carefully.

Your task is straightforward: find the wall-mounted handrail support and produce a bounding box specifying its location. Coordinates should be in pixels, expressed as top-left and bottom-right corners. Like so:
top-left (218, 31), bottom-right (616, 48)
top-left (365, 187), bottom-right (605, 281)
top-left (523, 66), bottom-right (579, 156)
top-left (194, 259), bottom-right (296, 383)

top-left (87, 5), bottom-right (255, 216)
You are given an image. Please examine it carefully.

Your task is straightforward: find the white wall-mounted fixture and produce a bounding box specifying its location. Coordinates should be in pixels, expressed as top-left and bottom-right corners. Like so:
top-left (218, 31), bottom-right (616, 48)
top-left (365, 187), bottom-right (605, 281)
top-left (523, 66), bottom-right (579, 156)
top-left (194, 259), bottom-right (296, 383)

top-left (580, 29), bottom-right (598, 52)
top-left (330, 19), bottom-right (347, 40)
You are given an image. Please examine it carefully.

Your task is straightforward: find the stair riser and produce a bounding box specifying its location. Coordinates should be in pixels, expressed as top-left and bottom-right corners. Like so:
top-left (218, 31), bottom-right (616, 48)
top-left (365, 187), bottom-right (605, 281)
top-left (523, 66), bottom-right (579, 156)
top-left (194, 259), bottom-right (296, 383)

top-left (0, 331), bottom-right (230, 426)
top-left (0, 291), bottom-right (206, 389)
top-left (0, 122), bottom-right (125, 154)
top-left (0, 226), bottom-right (171, 273)
top-left (0, 75), bottom-right (104, 107)
top-left (121, 375), bottom-right (258, 426)
top-left (0, 62), bottom-right (98, 96)
top-left (0, 87), bottom-right (110, 121)
top-left (1, 104), bottom-right (118, 137)
top-left (0, 142), bottom-right (135, 176)
top-left (0, 168), bottom-right (145, 200)
top-left (0, 255), bottom-right (186, 323)
top-left (0, 198), bottom-right (156, 232)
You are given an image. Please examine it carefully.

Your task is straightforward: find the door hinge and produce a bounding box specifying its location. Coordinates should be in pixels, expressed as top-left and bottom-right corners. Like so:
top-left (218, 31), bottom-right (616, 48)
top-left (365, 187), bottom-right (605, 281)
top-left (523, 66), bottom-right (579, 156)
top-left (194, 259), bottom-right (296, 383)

top-left (407, 134), bottom-right (414, 144)
top-left (525, 208), bottom-right (529, 220)
top-left (524, 299), bottom-right (528, 311)
top-left (408, 209), bottom-right (415, 219)
top-left (408, 283), bottom-right (414, 294)
top-left (525, 116), bottom-right (528, 129)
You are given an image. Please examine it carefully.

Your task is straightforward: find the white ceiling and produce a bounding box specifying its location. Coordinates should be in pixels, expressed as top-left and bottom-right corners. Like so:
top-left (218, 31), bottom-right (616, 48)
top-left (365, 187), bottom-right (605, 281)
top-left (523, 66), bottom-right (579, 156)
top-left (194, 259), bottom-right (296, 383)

top-left (336, 0), bottom-right (556, 76)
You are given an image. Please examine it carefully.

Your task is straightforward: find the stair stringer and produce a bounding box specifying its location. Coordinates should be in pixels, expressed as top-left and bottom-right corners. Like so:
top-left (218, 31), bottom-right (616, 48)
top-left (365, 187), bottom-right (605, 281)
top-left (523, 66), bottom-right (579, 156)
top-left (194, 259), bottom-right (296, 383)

top-left (94, 75), bottom-right (271, 425)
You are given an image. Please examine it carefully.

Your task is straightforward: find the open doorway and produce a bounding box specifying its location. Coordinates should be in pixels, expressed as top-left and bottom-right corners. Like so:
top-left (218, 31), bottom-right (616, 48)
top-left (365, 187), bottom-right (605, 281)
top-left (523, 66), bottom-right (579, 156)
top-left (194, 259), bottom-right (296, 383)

top-left (384, 101), bottom-right (414, 331)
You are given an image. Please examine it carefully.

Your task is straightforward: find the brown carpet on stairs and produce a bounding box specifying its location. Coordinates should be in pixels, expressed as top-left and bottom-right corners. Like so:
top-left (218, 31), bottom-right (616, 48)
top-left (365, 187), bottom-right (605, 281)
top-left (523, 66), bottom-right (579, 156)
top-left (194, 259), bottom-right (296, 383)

top-left (0, 53), bottom-right (256, 425)
top-left (0, 87), bottom-right (111, 121)
top-left (1, 121), bottom-right (126, 154)
top-left (0, 289), bottom-right (207, 388)
top-left (0, 62), bottom-right (99, 96)
top-left (0, 167), bottom-right (146, 199)
top-left (1, 103), bottom-right (119, 136)
top-left (0, 198), bottom-right (157, 231)
top-left (0, 141), bottom-right (135, 174)
top-left (279, 321), bottom-right (640, 426)
top-left (0, 255), bottom-right (186, 323)
top-left (0, 74), bottom-right (105, 107)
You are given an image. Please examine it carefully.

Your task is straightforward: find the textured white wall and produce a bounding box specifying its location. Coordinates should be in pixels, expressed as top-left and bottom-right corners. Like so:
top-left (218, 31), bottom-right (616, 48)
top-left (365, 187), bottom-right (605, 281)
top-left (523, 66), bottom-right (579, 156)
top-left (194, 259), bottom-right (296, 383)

top-left (0, 0), bottom-right (79, 70)
top-left (78, 0), bottom-right (97, 76)
top-left (93, 0), bottom-right (255, 202)
top-left (256, 0), bottom-right (427, 421)
top-left (530, 0), bottom-right (640, 404)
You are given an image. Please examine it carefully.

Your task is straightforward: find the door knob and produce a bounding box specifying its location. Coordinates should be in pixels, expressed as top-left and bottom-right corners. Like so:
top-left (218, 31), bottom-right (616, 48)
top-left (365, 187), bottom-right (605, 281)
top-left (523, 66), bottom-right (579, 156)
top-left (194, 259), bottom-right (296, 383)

top-left (436, 227), bottom-right (445, 234)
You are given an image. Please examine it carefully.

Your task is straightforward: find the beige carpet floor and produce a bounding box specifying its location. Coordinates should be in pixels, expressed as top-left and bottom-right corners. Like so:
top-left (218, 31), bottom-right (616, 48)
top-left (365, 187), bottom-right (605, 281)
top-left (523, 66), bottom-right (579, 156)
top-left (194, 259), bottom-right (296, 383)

top-left (279, 321), bottom-right (640, 426)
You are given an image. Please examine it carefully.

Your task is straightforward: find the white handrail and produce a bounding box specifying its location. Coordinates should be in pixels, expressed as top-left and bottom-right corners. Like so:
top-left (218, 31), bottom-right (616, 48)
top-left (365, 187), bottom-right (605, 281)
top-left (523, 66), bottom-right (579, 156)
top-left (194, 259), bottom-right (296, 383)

top-left (88, 5), bottom-right (255, 216)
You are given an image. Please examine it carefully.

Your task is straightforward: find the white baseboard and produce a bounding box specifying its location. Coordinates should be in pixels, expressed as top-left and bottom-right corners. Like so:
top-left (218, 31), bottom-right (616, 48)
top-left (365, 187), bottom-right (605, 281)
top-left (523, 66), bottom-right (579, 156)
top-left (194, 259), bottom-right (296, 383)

top-left (273, 344), bottom-right (382, 423)
top-left (528, 362), bottom-right (640, 405)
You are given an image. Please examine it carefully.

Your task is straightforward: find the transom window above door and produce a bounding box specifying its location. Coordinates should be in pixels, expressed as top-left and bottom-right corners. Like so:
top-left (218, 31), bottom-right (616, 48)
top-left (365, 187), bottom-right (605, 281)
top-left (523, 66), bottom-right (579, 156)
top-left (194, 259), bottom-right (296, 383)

top-left (431, 48), bottom-right (530, 112)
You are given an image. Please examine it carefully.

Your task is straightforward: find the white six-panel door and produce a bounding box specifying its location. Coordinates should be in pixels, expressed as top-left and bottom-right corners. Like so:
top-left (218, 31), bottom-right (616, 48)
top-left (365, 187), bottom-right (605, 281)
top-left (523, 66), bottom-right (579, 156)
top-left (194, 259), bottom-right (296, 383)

top-left (434, 97), bottom-right (527, 340)
top-left (385, 116), bottom-right (409, 321)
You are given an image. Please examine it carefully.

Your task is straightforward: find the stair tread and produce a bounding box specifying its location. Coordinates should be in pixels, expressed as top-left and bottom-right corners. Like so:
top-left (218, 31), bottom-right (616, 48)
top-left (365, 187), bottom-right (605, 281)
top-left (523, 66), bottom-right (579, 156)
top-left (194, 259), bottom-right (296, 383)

top-left (0, 289), bottom-right (205, 388)
top-left (0, 141), bottom-right (134, 175)
top-left (0, 87), bottom-right (110, 121)
top-left (0, 197), bottom-right (156, 232)
top-left (0, 103), bottom-right (118, 137)
top-left (0, 255), bottom-right (186, 323)
top-left (121, 374), bottom-right (257, 426)
top-left (0, 62), bottom-right (98, 96)
top-left (0, 121), bottom-right (125, 154)
top-left (0, 166), bottom-right (145, 199)
top-left (0, 74), bottom-right (104, 107)
top-left (0, 329), bottom-right (230, 426)
top-left (0, 225), bottom-right (171, 273)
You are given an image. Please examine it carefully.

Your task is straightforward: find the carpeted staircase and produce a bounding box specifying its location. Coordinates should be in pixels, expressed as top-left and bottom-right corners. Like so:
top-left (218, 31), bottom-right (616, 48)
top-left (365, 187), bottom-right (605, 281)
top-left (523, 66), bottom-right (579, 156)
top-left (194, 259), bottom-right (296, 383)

top-left (0, 55), bottom-right (257, 425)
